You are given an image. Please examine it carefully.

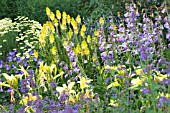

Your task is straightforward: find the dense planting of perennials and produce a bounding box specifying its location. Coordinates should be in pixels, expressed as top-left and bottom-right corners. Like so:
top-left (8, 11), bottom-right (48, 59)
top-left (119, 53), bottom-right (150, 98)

top-left (0, 1), bottom-right (170, 113)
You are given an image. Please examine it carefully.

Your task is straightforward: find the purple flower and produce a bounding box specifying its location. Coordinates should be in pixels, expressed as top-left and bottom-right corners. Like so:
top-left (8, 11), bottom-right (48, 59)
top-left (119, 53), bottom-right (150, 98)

top-left (101, 52), bottom-right (107, 60)
top-left (5, 64), bottom-right (11, 70)
top-left (9, 51), bottom-right (16, 57)
top-left (6, 56), bottom-right (12, 62)
top-left (142, 88), bottom-right (151, 94)
top-left (0, 60), bottom-right (3, 68)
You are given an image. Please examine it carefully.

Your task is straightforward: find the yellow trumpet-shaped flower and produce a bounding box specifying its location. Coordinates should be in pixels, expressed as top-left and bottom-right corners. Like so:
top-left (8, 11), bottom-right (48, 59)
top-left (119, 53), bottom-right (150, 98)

top-left (53, 71), bottom-right (64, 79)
top-left (67, 28), bottom-right (73, 39)
top-left (71, 18), bottom-right (78, 30)
top-left (50, 12), bottom-right (55, 21)
top-left (2, 73), bottom-right (18, 88)
top-left (60, 23), bottom-right (66, 30)
top-left (34, 50), bottom-right (38, 59)
top-left (80, 30), bottom-right (85, 37)
top-left (51, 46), bottom-right (57, 55)
top-left (49, 33), bottom-right (55, 44)
top-left (54, 19), bottom-right (58, 27)
top-left (46, 7), bottom-right (51, 16)
top-left (107, 80), bottom-right (121, 89)
top-left (135, 68), bottom-right (143, 75)
top-left (87, 35), bottom-right (91, 43)
top-left (77, 76), bottom-right (93, 90)
top-left (76, 15), bottom-right (81, 24)
top-left (129, 77), bottom-right (145, 89)
top-left (81, 24), bottom-right (86, 32)
top-left (99, 17), bottom-right (104, 25)
top-left (62, 12), bottom-right (67, 19)
top-left (117, 11), bottom-right (121, 17)
top-left (74, 44), bottom-right (81, 55)
top-left (56, 82), bottom-right (76, 94)
top-left (67, 14), bottom-right (71, 24)
top-left (81, 40), bottom-right (88, 50)
top-left (56, 10), bottom-right (61, 20)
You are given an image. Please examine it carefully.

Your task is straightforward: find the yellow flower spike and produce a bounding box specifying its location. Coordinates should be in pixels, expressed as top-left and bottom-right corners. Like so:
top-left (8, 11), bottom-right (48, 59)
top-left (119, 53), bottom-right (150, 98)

top-left (67, 14), bottom-right (71, 24)
top-left (51, 46), bottom-right (57, 55)
top-left (113, 24), bottom-right (117, 31)
top-left (80, 30), bottom-right (85, 37)
top-left (74, 29), bottom-right (79, 35)
top-left (94, 30), bottom-right (99, 36)
top-left (50, 12), bottom-right (55, 21)
top-left (54, 18), bottom-right (58, 27)
top-left (81, 24), bottom-right (86, 32)
top-left (74, 44), bottom-right (81, 56)
top-left (71, 18), bottom-right (78, 30)
top-left (67, 28), bottom-right (73, 39)
top-left (56, 10), bottom-right (61, 20)
top-left (84, 48), bottom-right (90, 56)
top-left (76, 15), bottom-right (81, 24)
top-left (62, 12), bottom-right (67, 19)
top-left (99, 17), bottom-right (104, 25)
top-left (62, 18), bottom-right (67, 25)
top-left (39, 35), bottom-right (46, 46)
top-left (49, 22), bottom-right (55, 33)
top-left (117, 11), bottom-right (121, 17)
top-left (60, 23), bottom-right (67, 30)
top-left (107, 81), bottom-right (121, 89)
top-left (49, 33), bottom-right (55, 44)
top-left (87, 35), bottom-right (91, 43)
top-left (81, 40), bottom-right (88, 50)
top-left (46, 7), bottom-right (51, 16)
top-left (34, 50), bottom-right (38, 59)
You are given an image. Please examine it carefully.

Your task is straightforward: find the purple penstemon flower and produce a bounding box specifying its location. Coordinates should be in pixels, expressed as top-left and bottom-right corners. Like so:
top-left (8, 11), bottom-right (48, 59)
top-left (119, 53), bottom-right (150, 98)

top-left (0, 60), bottom-right (3, 68)
top-left (5, 64), bottom-right (11, 70)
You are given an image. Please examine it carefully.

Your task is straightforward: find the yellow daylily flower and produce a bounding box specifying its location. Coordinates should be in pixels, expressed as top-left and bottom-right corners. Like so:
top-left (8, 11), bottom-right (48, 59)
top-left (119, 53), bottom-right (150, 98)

top-left (56, 82), bottom-right (76, 94)
top-left (107, 81), bottom-right (121, 89)
top-left (129, 77), bottom-right (145, 89)
top-left (53, 71), bottom-right (64, 79)
top-left (2, 73), bottom-right (18, 88)
top-left (77, 76), bottom-right (93, 90)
